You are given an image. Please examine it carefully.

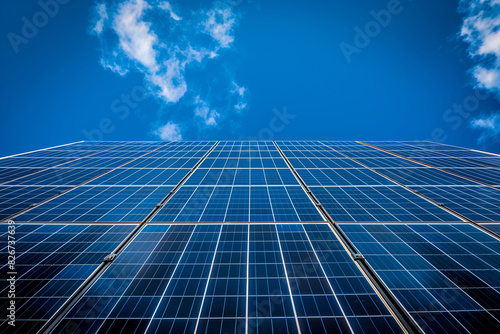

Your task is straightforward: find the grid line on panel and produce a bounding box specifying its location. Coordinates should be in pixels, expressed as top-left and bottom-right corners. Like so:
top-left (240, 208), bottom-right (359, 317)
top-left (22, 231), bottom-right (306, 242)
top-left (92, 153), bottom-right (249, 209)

top-left (245, 224), bottom-right (249, 334)
top-left (0, 141), bottom-right (83, 161)
top-left (300, 224), bottom-right (354, 334)
top-left (39, 142), bottom-right (219, 334)
top-left (3, 224), bottom-right (136, 333)
top-left (0, 143), bottom-right (128, 186)
top-left (273, 141), bottom-right (421, 334)
top-left (275, 225), bottom-right (302, 334)
top-left (320, 142), bottom-right (466, 221)
top-left (193, 225), bottom-right (223, 333)
top-left (409, 225), bottom-right (500, 320)
top-left (341, 223), bottom-right (500, 333)
top-left (91, 224), bottom-right (175, 334)
top-left (271, 142), bottom-right (326, 221)
top-left (149, 141), bottom-right (324, 223)
top-left (400, 141), bottom-right (500, 161)
top-left (358, 141), bottom-right (499, 188)
top-left (5, 142), bottom-right (173, 222)
top-left (345, 143), bottom-right (500, 240)
top-left (147, 142), bottom-right (220, 223)
top-left (138, 225), bottom-right (196, 334)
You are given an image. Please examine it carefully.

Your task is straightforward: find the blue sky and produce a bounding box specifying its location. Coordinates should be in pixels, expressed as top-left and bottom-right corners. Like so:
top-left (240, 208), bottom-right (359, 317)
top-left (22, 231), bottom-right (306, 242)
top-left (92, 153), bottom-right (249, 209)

top-left (2, 0), bottom-right (500, 156)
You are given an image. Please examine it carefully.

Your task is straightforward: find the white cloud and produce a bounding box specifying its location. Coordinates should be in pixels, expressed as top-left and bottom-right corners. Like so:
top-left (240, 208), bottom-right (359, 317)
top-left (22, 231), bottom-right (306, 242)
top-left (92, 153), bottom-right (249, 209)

top-left (231, 81), bottom-right (247, 112)
top-left (93, 3), bottom-right (108, 35)
top-left (100, 57), bottom-right (129, 76)
top-left (232, 81), bottom-right (245, 97)
top-left (149, 57), bottom-right (187, 103)
top-left (460, 1), bottom-right (500, 143)
top-left (159, 2), bottom-right (182, 21)
top-left (91, 1), bottom-right (246, 136)
top-left (194, 97), bottom-right (220, 126)
top-left (473, 66), bottom-right (500, 90)
top-left (202, 8), bottom-right (237, 48)
top-left (460, 0), bottom-right (500, 94)
top-left (470, 112), bottom-right (500, 142)
top-left (113, 0), bottom-right (158, 71)
top-left (155, 122), bottom-right (183, 140)
top-left (234, 102), bottom-right (247, 111)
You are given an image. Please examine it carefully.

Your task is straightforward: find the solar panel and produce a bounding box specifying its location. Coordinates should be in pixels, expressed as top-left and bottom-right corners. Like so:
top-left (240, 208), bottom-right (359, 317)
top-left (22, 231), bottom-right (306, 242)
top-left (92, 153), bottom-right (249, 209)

top-left (53, 224), bottom-right (401, 334)
top-left (310, 186), bottom-right (461, 222)
top-left (3, 140), bottom-right (500, 333)
top-left (371, 168), bottom-right (477, 186)
top-left (0, 168), bottom-right (42, 184)
top-left (341, 223), bottom-right (500, 333)
top-left (0, 223), bottom-right (135, 333)
top-left (4, 168), bottom-right (111, 186)
top-left (0, 186), bottom-right (70, 221)
top-left (410, 186), bottom-right (500, 222)
top-left (151, 186), bottom-right (323, 223)
top-left (444, 168), bottom-right (500, 186)
top-left (14, 186), bottom-right (173, 223)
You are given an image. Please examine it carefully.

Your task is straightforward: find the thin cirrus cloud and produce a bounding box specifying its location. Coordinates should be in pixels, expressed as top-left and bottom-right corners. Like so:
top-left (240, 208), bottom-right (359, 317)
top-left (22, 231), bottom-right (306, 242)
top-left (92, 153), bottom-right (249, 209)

top-left (90, 0), bottom-right (247, 140)
top-left (194, 96), bottom-right (220, 126)
top-left (459, 0), bottom-right (500, 143)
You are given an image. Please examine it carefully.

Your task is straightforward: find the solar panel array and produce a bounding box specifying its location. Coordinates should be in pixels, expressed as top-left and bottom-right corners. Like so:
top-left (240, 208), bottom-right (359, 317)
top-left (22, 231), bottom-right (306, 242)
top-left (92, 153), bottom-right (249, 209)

top-left (1, 140), bottom-right (499, 333)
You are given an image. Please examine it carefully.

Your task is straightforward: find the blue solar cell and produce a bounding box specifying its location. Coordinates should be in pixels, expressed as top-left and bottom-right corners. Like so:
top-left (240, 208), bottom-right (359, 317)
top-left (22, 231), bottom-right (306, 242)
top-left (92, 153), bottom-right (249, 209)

top-left (311, 186), bottom-right (460, 222)
top-left (0, 186), bottom-right (70, 221)
top-left (5, 140), bottom-right (500, 333)
top-left (0, 224), bottom-right (134, 333)
top-left (341, 223), bottom-right (500, 333)
top-left (4, 168), bottom-right (110, 186)
top-left (151, 186), bottom-right (323, 223)
top-left (51, 223), bottom-right (403, 334)
top-left (15, 186), bottom-right (173, 223)
top-left (411, 186), bottom-right (500, 222)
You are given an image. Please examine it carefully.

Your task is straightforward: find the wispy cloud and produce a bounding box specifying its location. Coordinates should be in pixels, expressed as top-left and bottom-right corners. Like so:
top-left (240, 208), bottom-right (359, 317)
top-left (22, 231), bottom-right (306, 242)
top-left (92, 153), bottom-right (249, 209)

top-left (231, 81), bottom-right (247, 113)
top-left (470, 112), bottom-right (500, 142)
top-left (194, 96), bottom-right (220, 126)
top-left (202, 8), bottom-right (236, 48)
top-left (113, 0), bottom-right (158, 71)
top-left (159, 1), bottom-right (182, 21)
top-left (459, 0), bottom-right (500, 142)
top-left (154, 121), bottom-right (183, 140)
top-left (90, 0), bottom-right (245, 140)
top-left (92, 3), bottom-right (108, 35)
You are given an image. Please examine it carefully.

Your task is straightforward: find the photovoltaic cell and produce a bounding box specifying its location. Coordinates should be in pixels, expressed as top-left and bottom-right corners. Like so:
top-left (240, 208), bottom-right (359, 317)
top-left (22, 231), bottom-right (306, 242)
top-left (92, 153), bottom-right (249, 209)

top-left (54, 224), bottom-right (401, 334)
top-left (310, 186), bottom-right (461, 222)
top-left (443, 168), bottom-right (500, 186)
top-left (295, 168), bottom-right (393, 186)
top-left (0, 224), bottom-right (135, 333)
top-left (0, 168), bottom-right (42, 184)
top-left (410, 186), bottom-right (500, 222)
top-left (4, 168), bottom-right (110, 186)
top-left (0, 186), bottom-right (70, 221)
top-left (341, 223), bottom-right (500, 333)
top-left (4, 140), bottom-right (500, 333)
top-left (15, 186), bottom-right (173, 223)
top-left (87, 168), bottom-right (191, 186)
top-left (151, 186), bottom-right (323, 223)
top-left (0, 157), bottom-right (76, 168)
top-left (372, 168), bottom-right (478, 186)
